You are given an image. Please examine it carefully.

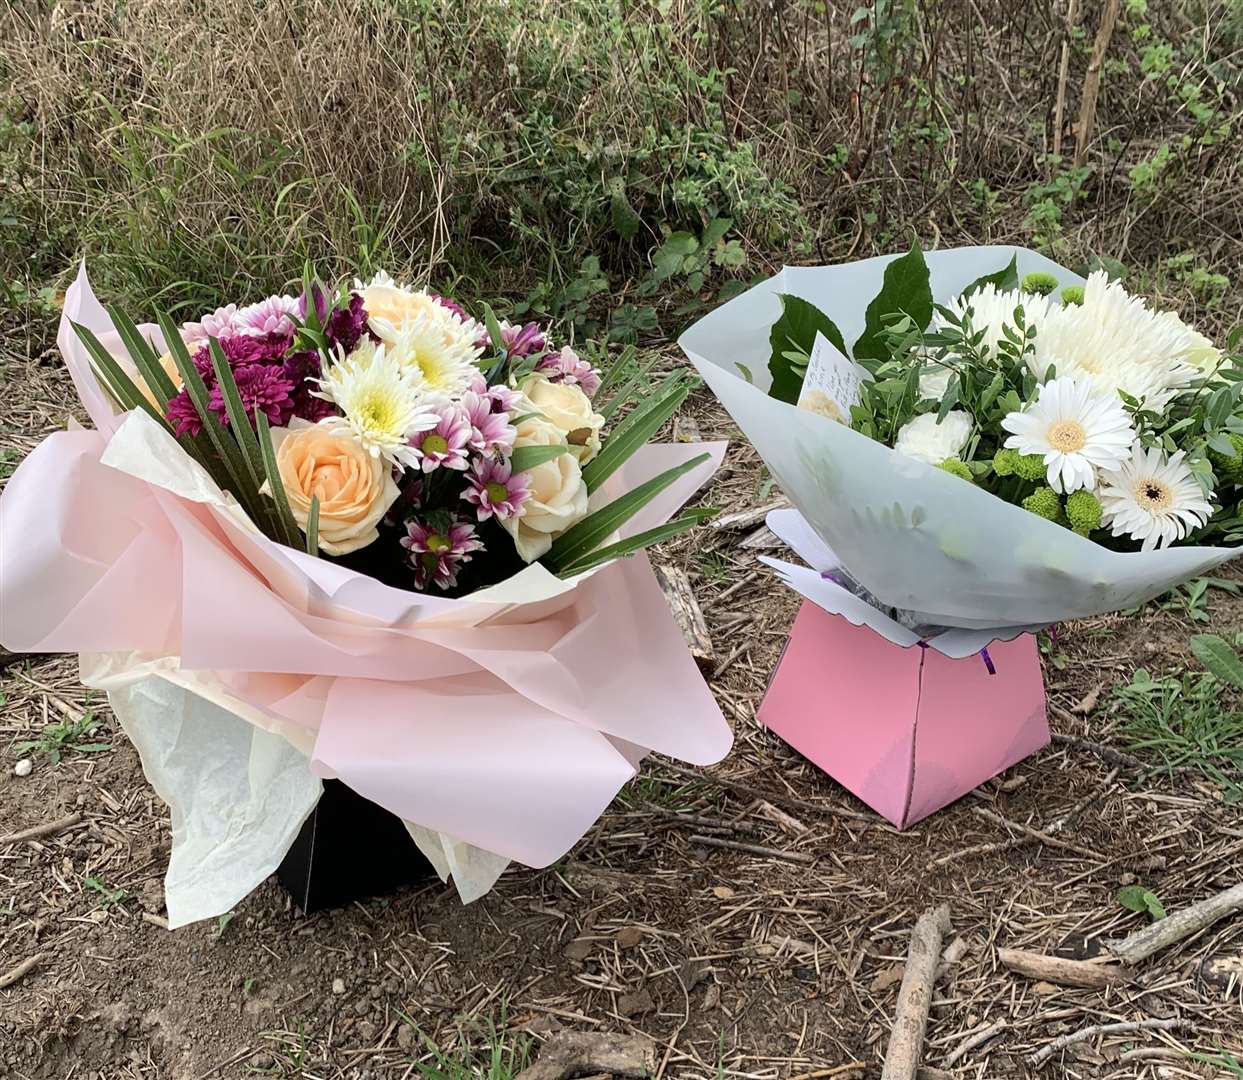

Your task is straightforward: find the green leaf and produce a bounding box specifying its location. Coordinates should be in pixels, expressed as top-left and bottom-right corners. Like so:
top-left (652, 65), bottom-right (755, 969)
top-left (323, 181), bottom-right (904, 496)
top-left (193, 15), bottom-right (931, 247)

top-left (961, 255), bottom-right (1020, 299)
top-left (556, 509), bottom-right (718, 577)
top-left (598, 351), bottom-right (663, 421)
top-left (510, 443), bottom-right (568, 474)
top-left (594, 344), bottom-right (638, 401)
top-left (208, 340), bottom-right (268, 501)
top-left (1118, 885), bottom-right (1166, 921)
top-left (480, 302), bottom-right (504, 353)
top-left (609, 182), bottom-right (641, 241)
top-left (543, 453), bottom-right (710, 573)
top-left (1190, 633), bottom-right (1243, 689)
top-left (853, 240), bottom-right (934, 362)
top-left (581, 375), bottom-right (692, 493)
top-left (106, 305), bottom-right (178, 407)
top-left (767, 294), bottom-right (847, 404)
top-left (70, 321), bottom-right (174, 433)
top-left (306, 495), bottom-right (320, 557)
top-left (254, 412), bottom-right (303, 549)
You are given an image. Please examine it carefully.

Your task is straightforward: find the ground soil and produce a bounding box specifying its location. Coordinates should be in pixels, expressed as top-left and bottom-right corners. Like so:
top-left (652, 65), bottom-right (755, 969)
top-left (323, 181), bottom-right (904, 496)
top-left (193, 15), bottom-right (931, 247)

top-left (1, 333), bottom-right (1241, 1080)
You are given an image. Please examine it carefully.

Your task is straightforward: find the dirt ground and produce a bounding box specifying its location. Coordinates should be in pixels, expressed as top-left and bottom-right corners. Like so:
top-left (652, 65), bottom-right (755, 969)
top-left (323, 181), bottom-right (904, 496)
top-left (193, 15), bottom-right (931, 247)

top-left (1, 333), bottom-right (1242, 1080)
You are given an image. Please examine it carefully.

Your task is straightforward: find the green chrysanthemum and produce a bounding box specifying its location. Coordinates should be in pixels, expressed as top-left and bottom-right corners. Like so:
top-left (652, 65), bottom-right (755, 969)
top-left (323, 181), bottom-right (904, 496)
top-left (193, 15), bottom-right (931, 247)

top-left (1060, 285), bottom-right (1085, 306)
top-left (1064, 489), bottom-right (1103, 535)
top-left (992, 447), bottom-right (1020, 476)
top-left (1013, 452), bottom-right (1049, 482)
top-left (1021, 271), bottom-right (1059, 297)
top-left (1208, 432), bottom-right (1243, 487)
top-left (938, 458), bottom-right (974, 482)
top-left (1022, 486), bottom-right (1062, 522)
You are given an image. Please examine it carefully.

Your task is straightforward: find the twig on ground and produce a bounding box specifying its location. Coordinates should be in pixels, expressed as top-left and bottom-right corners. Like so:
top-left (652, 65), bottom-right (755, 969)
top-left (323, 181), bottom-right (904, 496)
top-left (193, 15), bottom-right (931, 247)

top-left (1073, 0), bottom-right (1123, 169)
top-left (0, 952), bottom-right (45, 990)
top-left (689, 834), bottom-right (814, 864)
top-left (787, 1066), bottom-right (866, 1080)
top-left (658, 761), bottom-right (879, 825)
top-left (654, 564), bottom-right (714, 672)
top-left (970, 806), bottom-right (1106, 861)
top-left (1107, 882), bottom-right (1243, 965)
top-left (881, 904), bottom-right (952, 1080)
top-left (1027, 1018), bottom-right (1190, 1068)
top-left (0, 811), bottom-right (83, 845)
top-left (997, 947), bottom-right (1129, 989)
top-left (942, 1019), bottom-right (1006, 1068)
top-left (514, 1032), bottom-right (655, 1080)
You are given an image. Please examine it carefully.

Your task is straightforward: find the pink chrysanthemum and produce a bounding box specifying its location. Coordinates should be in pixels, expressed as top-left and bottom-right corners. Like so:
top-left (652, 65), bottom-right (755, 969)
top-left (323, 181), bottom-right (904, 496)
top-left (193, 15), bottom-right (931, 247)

top-left (400, 516), bottom-right (484, 590)
top-left (462, 458), bottom-right (530, 521)
top-left (181, 304), bottom-right (240, 346)
top-left (488, 383), bottom-right (522, 414)
top-left (499, 320), bottom-right (546, 358)
top-left (207, 364), bottom-right (295, 428)
top-left (235, 295), bottom-right (299, 338)
top-left (462, 390), bottom-right (516, 455)
top-left (409, 404), bottom-right (473, 473)
top-left (535, 345), bottom-right (602, 397)
top-left (431, 294), bottom-right (470, 322)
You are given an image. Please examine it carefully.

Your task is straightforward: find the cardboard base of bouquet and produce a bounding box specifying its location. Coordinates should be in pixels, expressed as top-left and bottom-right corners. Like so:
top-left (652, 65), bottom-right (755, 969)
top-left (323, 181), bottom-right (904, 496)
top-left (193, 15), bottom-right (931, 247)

top-left (277, 779), bottom-right (436, 913)
top-left (759, 601), bottom-right (1049, 829)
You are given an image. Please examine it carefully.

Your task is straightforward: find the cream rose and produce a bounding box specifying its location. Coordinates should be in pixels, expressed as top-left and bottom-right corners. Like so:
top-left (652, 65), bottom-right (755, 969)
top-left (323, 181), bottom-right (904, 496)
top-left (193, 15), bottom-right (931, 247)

top-left (518, 374), bottom-right (604, 464)
top-left (501, 414), bottom-right (589, 562)
top-left (269, 419), bottom-right (400, 555)
top-left (133, 351), bottom-right (184, 409)
top-left (359, 279), bottom-right (452, 344)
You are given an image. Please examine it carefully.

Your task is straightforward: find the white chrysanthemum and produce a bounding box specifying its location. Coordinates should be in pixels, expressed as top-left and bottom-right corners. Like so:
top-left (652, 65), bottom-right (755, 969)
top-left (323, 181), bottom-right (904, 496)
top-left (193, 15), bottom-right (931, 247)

top-left (893, 410), bottom-right (973, 465)
top-left (316, 340), bottom-right (438, 469)
top-left (1031, 271), bottom-right (1211, 410)
top-left (935, 284), bottom-right (1054, 362)
top-left (1001, 376), bottom-right (1134, 494)
top-left (1097, 441), bottom-right (1213, 551)
top-left (383, 313), bottom-right (482, 398)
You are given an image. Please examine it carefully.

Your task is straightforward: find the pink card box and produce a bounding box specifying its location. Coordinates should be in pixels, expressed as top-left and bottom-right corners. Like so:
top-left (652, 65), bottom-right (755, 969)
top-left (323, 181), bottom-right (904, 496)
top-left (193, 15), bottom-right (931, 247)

top-left (759, 600), bottom-right (1049, 829)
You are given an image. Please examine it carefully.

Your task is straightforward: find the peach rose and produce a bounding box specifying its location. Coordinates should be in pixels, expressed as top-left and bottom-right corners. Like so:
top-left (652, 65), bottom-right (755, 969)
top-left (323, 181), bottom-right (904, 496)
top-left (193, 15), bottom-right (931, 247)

top-left (501, 414), bottom-right (589, 562)
top-left (361, 282), bottom-right (449, 339)
top-left (269, 420), bottom-right (400, 555)
top-left (518, 374), bottom-right (604, 464)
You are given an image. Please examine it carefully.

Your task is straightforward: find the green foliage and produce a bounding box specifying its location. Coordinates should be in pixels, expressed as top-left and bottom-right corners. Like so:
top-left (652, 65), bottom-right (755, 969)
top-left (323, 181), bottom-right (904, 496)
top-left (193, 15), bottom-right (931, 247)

top-left (1020, 271), bottom-right (1059, 297)
top-left (14, 711), bottom-right (111, 764)
top-left (1190, 632), bottom-right (1243, 688)
top-left (84, 875), bottom-right (129, 908)
top-left (1118, 884), bottom-right (1166, 921)
top-left (767, 294), bottom-right (847, 404)
top-left (852, 240), bottom-right (933, 361)
top-left (963, 256), bottom-right (1019, 298)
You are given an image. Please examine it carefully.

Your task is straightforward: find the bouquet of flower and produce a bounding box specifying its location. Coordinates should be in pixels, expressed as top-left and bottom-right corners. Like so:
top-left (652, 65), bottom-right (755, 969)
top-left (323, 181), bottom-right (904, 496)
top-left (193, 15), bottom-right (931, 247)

top-left (680, 245), bottom-right (1240, 644)
top-left (0, 264), bottom-right (731, 926)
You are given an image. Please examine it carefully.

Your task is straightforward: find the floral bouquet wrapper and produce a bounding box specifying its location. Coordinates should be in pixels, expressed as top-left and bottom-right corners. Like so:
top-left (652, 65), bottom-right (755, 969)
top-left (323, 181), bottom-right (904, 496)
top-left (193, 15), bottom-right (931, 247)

top-left (679, 245), bottom-right (1239, 646)
top-left (0, 267), bottom-right (732, 927)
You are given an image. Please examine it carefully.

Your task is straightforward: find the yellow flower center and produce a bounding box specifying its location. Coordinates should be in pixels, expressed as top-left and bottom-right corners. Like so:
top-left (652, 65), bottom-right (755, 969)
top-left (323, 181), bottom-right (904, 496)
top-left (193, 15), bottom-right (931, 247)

top-left (423, 433), bottom-right (449, 455)
top-left (426, 533), bottom-right (451, 554)
top-left (1047, 419), bottom-right (1087, 453)
top-left (356, 392), bottom-right (401, 435)
top-left (1133, 477), bottom-right (1173, 512)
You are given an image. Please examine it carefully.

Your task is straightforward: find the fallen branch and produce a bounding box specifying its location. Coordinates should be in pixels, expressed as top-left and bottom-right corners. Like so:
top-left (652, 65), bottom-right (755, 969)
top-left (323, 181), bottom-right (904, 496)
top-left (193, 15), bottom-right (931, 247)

top-left (1072, 0), bottom-right (1123, 169)
top-left (881, 904), bottom-right (952, 1080)
top-left (942, 1019), bottom-right (1006, 1068)
top-left (654, 564), bottom-right (714, 673)
top-left (1107, 882), bottom-right (1243, 965)
top-left (997, 947), bottom-right (1128, 989)
top-left (514, 1032), bottom-right (655, 1080)
top-left (689, 834), bottom-right (814, 865)
top-left (0, 952), bottom-right (45, 990)
top-left (1028, 1017), bottom-right (1190, 1068)
top-left (0, 811), bottom-right (84, 845)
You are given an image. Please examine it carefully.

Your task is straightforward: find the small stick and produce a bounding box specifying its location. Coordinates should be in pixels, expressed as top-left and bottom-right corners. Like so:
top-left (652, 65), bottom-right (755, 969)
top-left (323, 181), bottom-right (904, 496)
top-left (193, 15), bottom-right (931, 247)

top-left (0, 952), bottom-right (45, 990)
top-left (942, 1019), bottom-right (1006, 1068)
top-left (1028, 1017), bottom-right (1190, 1068)
top-left (658, 762), bottom-right (879, 825)
top-left (1052, 0), bottom-right (1082, 159)
top-left (970, 806), bottom-right (1106, 862)
top-left (0, 811), bottom-right (84, 846)
top-left (653, 564), bottom-right (714, 673)
top-left (142, 911), bottom-right (170, 930)
top-left (689, 834), bottom-right (814, 865)
top-left (787, 1066), bottom-right (866, 1080)
top-left (881, 904), bottom-right (952, 1080)
top-left (997, 947), bottom-right (1128, 989)
top-left (1107, 882), bottom-right (1243, 965)
top-left (1073, 0), bottom-right (1123, 169)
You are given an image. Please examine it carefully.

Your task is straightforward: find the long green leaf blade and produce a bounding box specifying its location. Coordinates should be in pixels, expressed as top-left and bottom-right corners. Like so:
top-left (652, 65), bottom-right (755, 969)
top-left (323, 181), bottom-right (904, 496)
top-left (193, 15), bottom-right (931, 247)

top-left (254, 412), bottom-right (302, 549)
top-left (593, 343), bottom-right (637, 400)
top-left (306, 496), bottom-right (320, 557)
top-left (555, 509), bottom-right (718, 577)
top-left (510, 443), bottom-right (568, 474)
top-left (543, 452), bottom-right (710, 573)
top-left (581, 379), bottom-right (692, 494)
top-left (106, 304), bottom-right (178, 407)
top-left (71, 322), bottom-right (174, 432)
top-left (598, 351), bottom-right (663, 421)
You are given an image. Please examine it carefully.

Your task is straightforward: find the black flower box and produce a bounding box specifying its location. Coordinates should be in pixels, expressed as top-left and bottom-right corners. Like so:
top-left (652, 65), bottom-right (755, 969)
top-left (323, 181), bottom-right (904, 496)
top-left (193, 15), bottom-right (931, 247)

top-left (276, 779), bottom-right (437, 913)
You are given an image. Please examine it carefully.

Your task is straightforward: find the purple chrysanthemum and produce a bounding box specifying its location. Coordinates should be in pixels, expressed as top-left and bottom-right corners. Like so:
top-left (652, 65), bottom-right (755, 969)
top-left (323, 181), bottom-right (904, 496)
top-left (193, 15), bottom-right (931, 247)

top-left (462, 458), bottom-right (530, 522)
top-left (326, 292), bottom-right (370, 354)
top-left (462, 390), bottom-right (516, 455)
top-left (488, 382), bottom-right (523, 414)
top-left (191, 330), bottom-right (289, 375)
top-left (167, 390), bottom-right (205, 437)
top-left (499, 320), bottom-right (546, 359)
top-left (282, 350), bottom-right (338, 422)
top-left (400, 516), bottom-right (484, 590)
top-left (409, 405), bottom-right (473, 472)
top-left (535, 345), bottom-right (602, 397)
top-left (431, 294), bottom-right (469, 322)
top-left (208, 364), bottom-right (296, 428)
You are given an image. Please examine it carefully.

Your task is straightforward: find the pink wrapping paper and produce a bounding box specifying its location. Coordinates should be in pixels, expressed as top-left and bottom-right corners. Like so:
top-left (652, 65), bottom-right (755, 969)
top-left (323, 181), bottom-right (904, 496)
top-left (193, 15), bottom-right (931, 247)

top-left (759, 601), bottom-right (1049, 828)
top-left (0, 265), bottom-right (733, 870)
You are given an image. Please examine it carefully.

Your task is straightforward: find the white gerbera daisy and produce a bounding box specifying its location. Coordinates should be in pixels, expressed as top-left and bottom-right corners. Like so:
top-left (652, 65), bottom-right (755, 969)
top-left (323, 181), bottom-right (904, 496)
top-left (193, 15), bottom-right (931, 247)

top-left (893, 410), bottom-right (973, 465)
top-left (1031, 271), bottom-right (1209, 410)
top-left (1097, 442), bottom-right (1213, 551)
top-left (935, 284), bottom-right (1054, 362)
top-left (385, 312), bottom-right (482, 398)
top-left (316, 339), bottom-right (438, 468)
top-left (1001, 376), bottom-right (1134, 493)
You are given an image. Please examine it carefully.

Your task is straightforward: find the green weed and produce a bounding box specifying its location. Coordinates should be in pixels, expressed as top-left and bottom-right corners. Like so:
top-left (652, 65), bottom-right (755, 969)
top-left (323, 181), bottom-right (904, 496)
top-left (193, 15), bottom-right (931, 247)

top-left (13, 711), bottom-right (111, 764)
